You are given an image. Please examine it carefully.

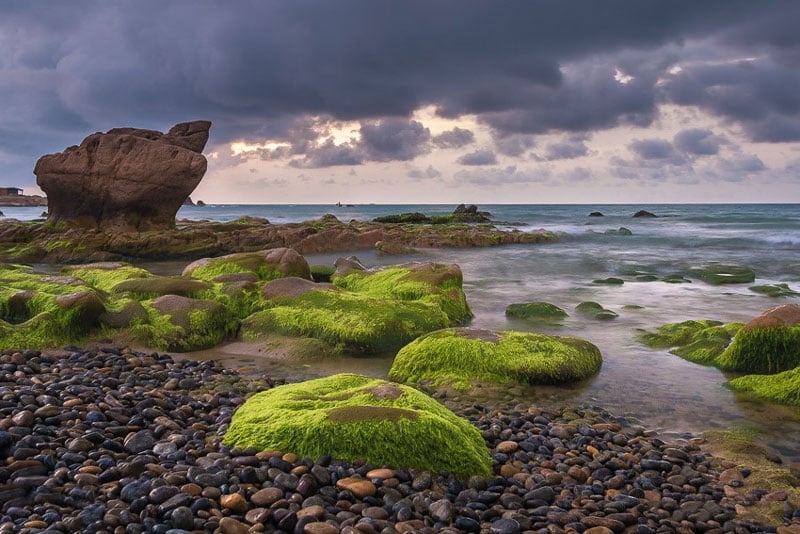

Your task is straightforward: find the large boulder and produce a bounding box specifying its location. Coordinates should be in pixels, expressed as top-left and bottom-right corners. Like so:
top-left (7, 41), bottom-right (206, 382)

top-left (388, 327), bottom-right (602, 392)
top-left (183, 248), bottom-right (312, 282)
top-left (34, 120), bottom-right (211, 231)
top-left (223, 374), bottom-right (492, 477)
top-left (716, 304), bottom-right (800, 373)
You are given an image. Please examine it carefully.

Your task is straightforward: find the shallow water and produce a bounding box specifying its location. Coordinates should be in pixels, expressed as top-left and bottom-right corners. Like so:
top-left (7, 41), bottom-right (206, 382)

top-left (128, 204), bottom-right (800, 460)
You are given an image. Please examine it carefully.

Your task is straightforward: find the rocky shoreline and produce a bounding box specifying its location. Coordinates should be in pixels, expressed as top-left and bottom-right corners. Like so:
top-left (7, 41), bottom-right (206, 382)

top-left (0, 215), bottom-right (559, 264)
top-left (1, 347), bottom-right (793, 533)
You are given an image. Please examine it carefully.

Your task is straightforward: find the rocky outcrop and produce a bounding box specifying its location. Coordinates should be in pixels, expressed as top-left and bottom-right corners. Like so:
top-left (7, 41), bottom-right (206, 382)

top-left (34, 121), bottom-right (211, 231)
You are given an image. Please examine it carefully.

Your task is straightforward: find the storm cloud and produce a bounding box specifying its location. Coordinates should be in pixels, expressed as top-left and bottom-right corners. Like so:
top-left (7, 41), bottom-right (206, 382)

top-left (1, 0), bottom-right (799, 197)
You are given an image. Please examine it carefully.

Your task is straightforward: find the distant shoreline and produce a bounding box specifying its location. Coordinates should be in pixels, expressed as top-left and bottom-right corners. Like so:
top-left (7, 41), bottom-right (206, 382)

top-left (0, 194), bottom-right (47, 207)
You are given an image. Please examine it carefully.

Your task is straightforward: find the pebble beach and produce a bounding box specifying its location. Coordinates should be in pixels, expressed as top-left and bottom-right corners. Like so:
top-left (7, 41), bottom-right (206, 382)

top-left (1, 347), bottom-right (792, 533)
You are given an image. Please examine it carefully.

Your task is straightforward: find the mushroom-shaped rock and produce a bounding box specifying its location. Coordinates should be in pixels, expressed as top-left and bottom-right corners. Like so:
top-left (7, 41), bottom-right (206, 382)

top-left (223, 374), bottom-right (491, 477)
top-left (34, 121), bottom-right (211, 231)
top-left (716, 304), bottom-right (800, 373)
top-left (183, 247), bottom-right (311, 282)
top-left (388, 327), bottom-right (602, 391)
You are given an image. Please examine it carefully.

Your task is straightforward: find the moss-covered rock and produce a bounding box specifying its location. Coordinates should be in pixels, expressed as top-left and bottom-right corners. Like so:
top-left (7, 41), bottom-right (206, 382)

top-left (223, 374), bottom-right (492, 477)
top-left (575, 301), bottom-right (618, 320)
top-left (505, 302), bottom-right (567, 322)
top-left (639, 319), bottom-right (742, 365)
top-left (716, 304), bottom-right (800, 374)
top-left (749, 283), bottom-right (800, 298)
top-left (388, 327), bottom-right (602, 392)
top-left (130, 294), bottom-right (238, 351)
top-left (693, 264), bottom-right (756, 285)
top-left (111, 276), bottom-right (213, 298)
top-left (0, 265), bottom-right (107, 347)
top-left (728, 366), bottom-right (800, 406)
top-left (62, 262), bottom-right (153, 293)
top-left (183, 247), bottom-right (311, 282)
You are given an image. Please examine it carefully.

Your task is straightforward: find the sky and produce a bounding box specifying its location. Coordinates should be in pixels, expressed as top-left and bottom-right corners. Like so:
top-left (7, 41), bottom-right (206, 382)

top-left (2, 1), bottom-right (800, 204)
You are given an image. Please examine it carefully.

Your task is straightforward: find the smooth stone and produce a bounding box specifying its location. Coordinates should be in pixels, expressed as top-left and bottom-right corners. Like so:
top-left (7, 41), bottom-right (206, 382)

top-left (124, 430), bottom-right (156, 453)
top-left (336, 477), bottom-right (376, 498)
top-left (221, 493), bottom-right (248, 513)
top-left (429, 500), bottom-right (454, 522)
top-left (218, 516), bottom-right (250, 534)
top-left (250, 487), bottom-right (284, 507)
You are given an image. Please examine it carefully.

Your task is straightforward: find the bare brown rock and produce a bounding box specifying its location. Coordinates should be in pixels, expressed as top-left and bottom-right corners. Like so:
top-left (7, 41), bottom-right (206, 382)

top-left (34, 120), bottom-right (211, 231)
top-left (743, 303), bottom-right (800, 330)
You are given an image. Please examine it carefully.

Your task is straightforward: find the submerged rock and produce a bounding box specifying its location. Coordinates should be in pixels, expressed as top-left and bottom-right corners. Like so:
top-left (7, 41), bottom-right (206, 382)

top-left (693, 264), bottom-right (756, 285)
top-left (728, 365), bottom-right (800, 406)
top-left (388, 327), bottom-right (602, 392)
top-left (640, 319), bottom-right (741, 365)
top-left (575, 301), bottom-right (618, 320)
top-left (223, 374), bottom-right (492, 477)
top-left (505, 302), bottom-right (568, 322)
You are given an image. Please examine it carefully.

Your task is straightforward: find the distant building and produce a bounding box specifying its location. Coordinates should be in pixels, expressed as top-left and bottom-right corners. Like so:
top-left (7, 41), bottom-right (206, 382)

top-left (0, 187), bottom-right (23, 196)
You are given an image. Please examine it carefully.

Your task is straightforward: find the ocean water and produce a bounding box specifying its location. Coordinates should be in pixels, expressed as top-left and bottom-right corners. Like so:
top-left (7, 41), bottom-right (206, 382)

top-left (9, 203), bottom-right (800, 456)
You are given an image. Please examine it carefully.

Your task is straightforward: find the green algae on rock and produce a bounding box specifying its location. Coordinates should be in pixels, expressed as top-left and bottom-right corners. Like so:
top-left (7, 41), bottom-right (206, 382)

top-left (0, 264), bottom-right (106, 348)
top-left (504, 302), bottom-right (567, 322)
top-left (223, 374), bottom-right (492, 477)
top-left (692, 264), bottom-right (756, 285)
top-left (639, 319), bottom-right (742, 365)
top-left (241, 262), bottom-right (470, 355)
top-left (182, 247), bottom-right (312, 282)
top-left (716, 304), bottom-right (800, 374)
top-left (728, 366), bottom-right (800, 406)
top-left (575, 301), bottom-right (618, 320)
top-left (388, 327), bottom-right (602, 392)
top-left (749, 283), bottom-right (800, 298)
top-left (61, 262), bottom-right (153, 293)
top-left (130, 295), bottom-right (238, 352)
top-left (592, 277), bottom-right (624, 285)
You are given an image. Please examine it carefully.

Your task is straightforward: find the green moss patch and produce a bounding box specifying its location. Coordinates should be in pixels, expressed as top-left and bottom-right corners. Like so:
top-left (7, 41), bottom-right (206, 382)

top-left (728, 366), bottom-right (800, 406)
top-left (505, 302), bottom-right (567, 322)
top-left (692, 264), bottom-right (756, 285)
top-left (62, 262), bottom-right (153, 293)
top-left (241, 289), bottom-right (451, 354)
top-left (749, 283), bottom-right (800, 298)
top-left (388, 328), bottom-right (602, 392)
top-left (592, 277), bottom-right (624, 285)
top-left (223, 374), bottom-right (491, 477)
top-left (183, 247), bottom-right (311, 282)
top-left (639, 320), bottom-right (742, 365)
top-left (717, 324), bottom-right (800, 374)
top-left (130, 295), bottom-right (238, 352)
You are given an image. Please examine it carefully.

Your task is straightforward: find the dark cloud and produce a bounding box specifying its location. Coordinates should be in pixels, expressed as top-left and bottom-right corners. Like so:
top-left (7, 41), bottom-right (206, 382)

top-left (432, 127), bottom-right (475, 149)
top-left (1, 1), bottom-right (800, 187)
top-left (540, 136), bottom-right (590, 160)
top-left (662, 56), bottom-right (800, 142)
top-left (289, 139), bottom-right (363, 168)
top-left (673, 129), bottom-right (723, 156)
top-left (629, 139), bottom-right (680, 161)
top-left (457, 149), bottom-right (498, 166)
top-left (493, 134), bottom-right (536, 157)
top-left (359, 119), bottom-right (431, 162)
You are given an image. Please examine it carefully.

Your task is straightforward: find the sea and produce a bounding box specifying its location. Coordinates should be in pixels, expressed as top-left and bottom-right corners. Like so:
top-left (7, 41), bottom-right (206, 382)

top-left (5, 203), bottom-right (800, 458)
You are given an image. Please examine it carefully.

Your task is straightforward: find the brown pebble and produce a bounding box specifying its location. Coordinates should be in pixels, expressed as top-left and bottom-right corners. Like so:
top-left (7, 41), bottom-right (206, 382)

top-left (250, 487), bottom-right (284, 507)
top-left (366, 468), bottom-right (394, 480)
top-left (719, 468), bottom-right (744, 484)
top-left (764, 489), bottom-right (789, 501)
top-left (181, 483), bottom-right (202, 496)
top-left (336, 477), bottom-right (376, 498)
top-left (219, 516), bottom-right (250, 534)
top-left (583, 527), bottom-right (615, 534)
top-left (304, 522), bottom-right (339, 534)
top-left (499, 464), bottom-right (520, 477)
top-left (297, 504), bottom-right (326, 519)
top-left (496, 440), bottom-right (518, 454)
top-left (282, 452), bottom-right (298, 463)
top-left (221, 493), bottom-right (248, 513)
top-left (22, 521), bottom-right (48, 529)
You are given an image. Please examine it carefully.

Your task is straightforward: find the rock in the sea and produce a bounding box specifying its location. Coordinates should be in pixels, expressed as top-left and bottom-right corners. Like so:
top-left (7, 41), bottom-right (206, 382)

top-left (639, 319), bottom-right (741, 365)
top-left (588, 211), bottom-right (604, 217)
top-left (505, 302), bottom-right (568, 322)
top-left (633, 210), bottom-right (657, 218)
top-left (35, 120), bottom-right (211, 230)
top-left (389, 327), bottom-right (602, 391)
top-left (223, 374), bottom-right (492, 477)
top-left (575, 301), bottom-right (618, 320)
top-left (717, 304), bottom-right (800, 373)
